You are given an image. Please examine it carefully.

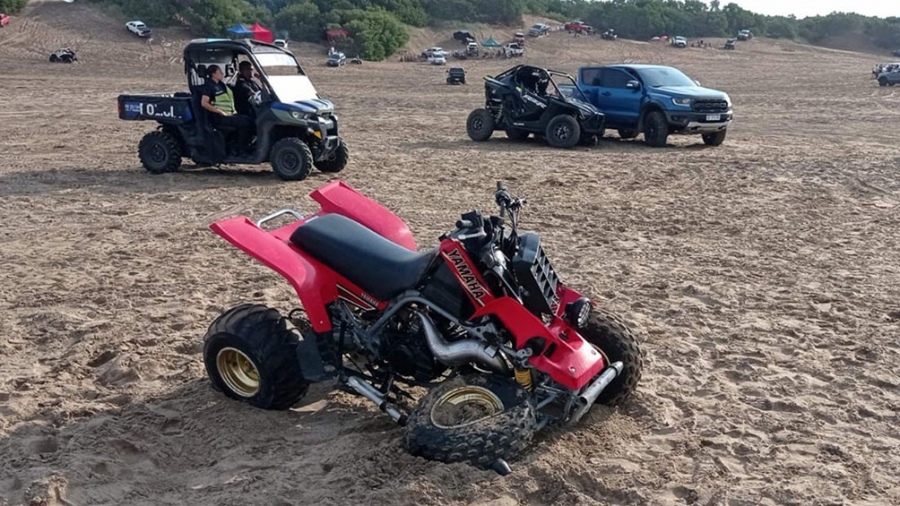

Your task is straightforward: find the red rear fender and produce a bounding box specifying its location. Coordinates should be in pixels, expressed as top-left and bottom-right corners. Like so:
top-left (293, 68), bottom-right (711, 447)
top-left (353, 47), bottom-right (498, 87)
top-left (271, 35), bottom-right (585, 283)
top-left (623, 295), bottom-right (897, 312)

top-left (210, 217), bottom-right (335, 332)
top-left (310, 181), bottom-right (417, 250)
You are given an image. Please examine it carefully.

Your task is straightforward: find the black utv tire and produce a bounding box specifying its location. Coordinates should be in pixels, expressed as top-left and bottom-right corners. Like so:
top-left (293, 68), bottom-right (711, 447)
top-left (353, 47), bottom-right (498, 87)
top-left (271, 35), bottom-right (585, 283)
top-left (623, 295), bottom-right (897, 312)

top-left (580, 308), bottom-right (644, 406)
top-left (466, 109), bottom-right (495, 142)
top-left (404, 374), bottom-right (535, 468)
top-left (643, 110), bottom-right (669, 147)
top-left (505, 128), bottom-right (530, 141)
top-left (545, 114), bottom-right (581, 148)
top-left (314, 137), bottom-right (349, 173)
top-left (203, 304), bottom-right (309, 410)
top-left (271, 137), bottom-right (313, 181)
top-left (138, 130), bottom-right (182, 174)
top-left (617, 129), bottom-right (638, 139)
top-left (702, 129), bottom-right (727, 146)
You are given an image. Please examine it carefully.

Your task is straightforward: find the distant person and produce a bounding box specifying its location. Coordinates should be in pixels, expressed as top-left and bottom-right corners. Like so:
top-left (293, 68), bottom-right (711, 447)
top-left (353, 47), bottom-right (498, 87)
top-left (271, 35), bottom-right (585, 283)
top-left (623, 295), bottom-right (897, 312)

top-left (234, 61), bottom-right (262, 117)
top-left (201, 65), bottom-right (253, 154)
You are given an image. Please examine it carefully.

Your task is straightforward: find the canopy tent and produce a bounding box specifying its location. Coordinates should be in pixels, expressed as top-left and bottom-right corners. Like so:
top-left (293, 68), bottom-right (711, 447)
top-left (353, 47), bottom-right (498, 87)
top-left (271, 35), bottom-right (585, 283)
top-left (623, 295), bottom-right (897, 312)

top-left (250, 22), bottom-right (273, 43)
top-left (481, 36), bottom-right (501, 47)
top-left (226, 24), bottom-right (253, 37)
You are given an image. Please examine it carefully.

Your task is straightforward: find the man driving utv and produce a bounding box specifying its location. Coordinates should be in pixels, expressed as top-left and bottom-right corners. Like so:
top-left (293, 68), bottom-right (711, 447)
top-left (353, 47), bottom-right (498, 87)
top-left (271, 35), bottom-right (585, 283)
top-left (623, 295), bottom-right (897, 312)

top-left (234, 61), bottom-right (262, 117)
top-left (201, 65), bottom-right (254, 154)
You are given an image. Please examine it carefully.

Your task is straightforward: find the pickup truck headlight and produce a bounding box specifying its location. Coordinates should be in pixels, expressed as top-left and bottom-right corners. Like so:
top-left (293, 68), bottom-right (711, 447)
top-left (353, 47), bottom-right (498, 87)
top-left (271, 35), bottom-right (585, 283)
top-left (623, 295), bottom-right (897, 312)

top-left (672, 97), bottom-right (693, 106)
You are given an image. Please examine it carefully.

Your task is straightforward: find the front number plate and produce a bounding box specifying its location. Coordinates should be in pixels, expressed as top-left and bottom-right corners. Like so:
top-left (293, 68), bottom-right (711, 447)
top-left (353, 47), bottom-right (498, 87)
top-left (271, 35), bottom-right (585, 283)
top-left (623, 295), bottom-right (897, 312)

top-left (706, 114), bottom-right (721, 121)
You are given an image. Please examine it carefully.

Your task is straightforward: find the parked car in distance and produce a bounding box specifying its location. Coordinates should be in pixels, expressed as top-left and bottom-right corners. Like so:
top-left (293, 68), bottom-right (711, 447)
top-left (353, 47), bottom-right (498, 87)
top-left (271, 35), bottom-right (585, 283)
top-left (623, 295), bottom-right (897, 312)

top-left (273, 39), bottom-right (288, 49)
top-left (513, 32), bottom-right (526, 45)
top-left (327, 52), bottom-right (346, 67)
top-left (466, 42), bottom-right (479, 56)
top-left (428, 53), bottom-right (447, 65)
top-left (446, 67), bottom-right (467, 85)
top-left (126, 20), bottom-right (152, 38)
top-left (529, 23), bottom-right (550, 37)
top-left (565, 21), bottom-right (593, 35)
top-left (737, 29), bottom-right (753, 41)
top-left (504, 43), bottom-right (524, 57)
top-left (724, 38), bottom-right (736, 50)
top-left (422, 47), bottom-right (448, 58)
top-left (877, 67), bottom-right (900, 86)
top-left (576, 64), bottom-right (733, 147)
top-left (671, 36), bottom-right (687, 48)
top-left (601, 29), bottom-right (618, 40)
top-left (0, 13), bottom-right (11, 29)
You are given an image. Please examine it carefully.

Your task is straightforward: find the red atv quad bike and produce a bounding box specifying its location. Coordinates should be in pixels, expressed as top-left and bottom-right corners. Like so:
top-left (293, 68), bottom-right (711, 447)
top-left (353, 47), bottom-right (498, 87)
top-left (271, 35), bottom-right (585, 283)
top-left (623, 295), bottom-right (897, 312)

top-left (204, 180), bottom-right (644, 474)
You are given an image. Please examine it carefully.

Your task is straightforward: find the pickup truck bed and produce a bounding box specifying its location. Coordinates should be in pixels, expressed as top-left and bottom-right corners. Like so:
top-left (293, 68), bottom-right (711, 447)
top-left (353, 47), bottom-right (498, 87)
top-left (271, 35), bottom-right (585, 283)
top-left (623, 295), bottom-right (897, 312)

top-left (118, 93), bottom-right (195, 124)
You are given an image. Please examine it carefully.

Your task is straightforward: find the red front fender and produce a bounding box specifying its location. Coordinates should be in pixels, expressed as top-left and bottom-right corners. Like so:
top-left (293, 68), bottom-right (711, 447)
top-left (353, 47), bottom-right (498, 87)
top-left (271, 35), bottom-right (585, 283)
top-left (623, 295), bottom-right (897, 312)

top-left (210, 217), bottom-right (336, 332)
top-left (471, 297), bottom-right (605, 390)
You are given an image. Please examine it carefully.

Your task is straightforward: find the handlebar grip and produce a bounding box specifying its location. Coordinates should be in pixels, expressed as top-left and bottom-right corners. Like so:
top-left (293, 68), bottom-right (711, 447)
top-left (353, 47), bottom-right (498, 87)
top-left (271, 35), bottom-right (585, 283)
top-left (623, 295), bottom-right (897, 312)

top-left (456, 219), bottom-right (474, 229)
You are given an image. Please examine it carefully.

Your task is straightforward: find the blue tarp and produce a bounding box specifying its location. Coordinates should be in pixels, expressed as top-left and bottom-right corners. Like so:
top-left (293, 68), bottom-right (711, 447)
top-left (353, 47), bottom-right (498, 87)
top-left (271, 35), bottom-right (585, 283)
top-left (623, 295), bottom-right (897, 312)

top-left (227, 24), bottom-right (253, 36)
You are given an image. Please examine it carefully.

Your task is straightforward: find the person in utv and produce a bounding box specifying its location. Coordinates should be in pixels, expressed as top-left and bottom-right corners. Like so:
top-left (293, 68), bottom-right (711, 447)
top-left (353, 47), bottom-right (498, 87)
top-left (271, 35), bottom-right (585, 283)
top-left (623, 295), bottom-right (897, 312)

top-left (234, 61), bottom-right (262, 117)
top-left (201, 65), bottom-right (254, 154)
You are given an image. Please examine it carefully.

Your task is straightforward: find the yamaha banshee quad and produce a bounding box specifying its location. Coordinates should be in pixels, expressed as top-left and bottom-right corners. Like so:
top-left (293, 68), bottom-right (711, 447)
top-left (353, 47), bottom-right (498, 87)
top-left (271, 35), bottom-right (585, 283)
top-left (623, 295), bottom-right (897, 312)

top-left (204, 180), bottom-right (643, 472)
top-left (117, 39), bottom-right (347, 180)
top-left (466, 65), bottom-right (605, 148)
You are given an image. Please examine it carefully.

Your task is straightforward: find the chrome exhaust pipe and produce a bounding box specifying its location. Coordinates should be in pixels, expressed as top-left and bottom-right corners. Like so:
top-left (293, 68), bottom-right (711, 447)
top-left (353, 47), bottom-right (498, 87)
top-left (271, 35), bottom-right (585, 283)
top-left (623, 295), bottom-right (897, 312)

top-left (417, 312), bottom-right (509, 373)
top-left (570, 361), bottom-right (624, 423)
top-left (346, 376), bottom-right (405, 424)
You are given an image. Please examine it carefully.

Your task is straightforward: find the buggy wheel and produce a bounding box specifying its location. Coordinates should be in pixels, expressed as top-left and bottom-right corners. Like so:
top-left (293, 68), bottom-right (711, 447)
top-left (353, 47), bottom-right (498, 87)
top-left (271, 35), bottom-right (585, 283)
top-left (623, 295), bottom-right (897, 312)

top-left (466, 109), bottom-right (495, 141)
top-left (643, 110), bottom-right (669, 147)
top-left (505, 128), bottom-right (529, 141)
top-left (203, 304), bottom-right (309, 410)
top-left (403, 374), bottom-right (535, 468)
top-left (545, 114), bottom-right (581, 148)
top-left (617, 129), bottom-right (637, 139)
top-left (138, 130), bottom-right (182, 174)
top-left (270, 137), bottom-right (313, 181)
top-left (580, 308), bottom-right (644, 406)
top-left (314, 137), bottom-right (349, 173)
top-left (702, 129), bottom-right (727, 146)
top-left (49, 55), bottom-right (58, 63)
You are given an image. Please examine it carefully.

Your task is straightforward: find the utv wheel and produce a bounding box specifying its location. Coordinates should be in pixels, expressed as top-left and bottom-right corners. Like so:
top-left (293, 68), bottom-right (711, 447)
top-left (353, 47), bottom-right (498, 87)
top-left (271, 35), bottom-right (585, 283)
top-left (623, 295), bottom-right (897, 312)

top-left (138, 130), bottom-right (182, 174)
top-left (643, 110), bottom-right (669, 147)
top-left (404, 374), bottom-right (535, 468)
top-left (466, 109), bottom-right (495, 142)
top-left (545, 114), bottom-right (581, 148)
top-left (271, 137), bottom-right (313, 181)
top-left (505, 128), bottom-right (530, 141)
top-left (314, 137), bottom-right (349, 173)
top-left (702, 129), bottom-right (727, 147)
top-left (580, 308), bottom-right (644, 406)
top-left (617, 129), bottom-right (637, 139)
top-left (203, 304), bottom-right (309, 410)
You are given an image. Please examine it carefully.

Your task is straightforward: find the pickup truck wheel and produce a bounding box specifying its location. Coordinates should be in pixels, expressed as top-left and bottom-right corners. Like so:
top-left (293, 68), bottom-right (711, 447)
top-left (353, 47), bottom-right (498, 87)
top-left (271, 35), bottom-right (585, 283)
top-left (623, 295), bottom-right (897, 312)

top-left (545, 114), bottom-right (581, 148)
top-left (467, 109), bottom-right (495, 142)
top-left (505, 128), bottom-right (530, 141)
top-left (878, 77), bottom-right (888, 87)
top-left (702, 130), bottom-right (727, 147)
top-left (617, 129), bottom-right (637, 139)
top-left (643, 111), bottom-right (669, 147)
top-left (271, 137), bottom-right (313, 181)
top-left (139, 131), bottom-right (182, 174)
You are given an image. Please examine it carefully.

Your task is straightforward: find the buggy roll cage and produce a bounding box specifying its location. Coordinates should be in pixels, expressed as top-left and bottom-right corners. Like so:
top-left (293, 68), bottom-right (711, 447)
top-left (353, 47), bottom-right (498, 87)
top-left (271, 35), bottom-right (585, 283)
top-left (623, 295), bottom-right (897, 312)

top-left (485, 64), bottom-right (592, 104)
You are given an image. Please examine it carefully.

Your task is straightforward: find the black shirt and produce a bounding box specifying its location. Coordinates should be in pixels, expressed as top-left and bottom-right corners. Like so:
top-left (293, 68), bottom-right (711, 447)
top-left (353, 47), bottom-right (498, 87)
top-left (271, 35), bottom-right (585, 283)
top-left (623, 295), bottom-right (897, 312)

top-left (234, 77), bottom-right (262, 116)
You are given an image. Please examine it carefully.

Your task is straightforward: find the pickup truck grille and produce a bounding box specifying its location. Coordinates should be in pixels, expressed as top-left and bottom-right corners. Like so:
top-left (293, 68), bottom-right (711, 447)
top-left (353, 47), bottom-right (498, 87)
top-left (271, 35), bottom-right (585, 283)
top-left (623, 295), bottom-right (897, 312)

top-left (692, 99), bottom-right (729, 112)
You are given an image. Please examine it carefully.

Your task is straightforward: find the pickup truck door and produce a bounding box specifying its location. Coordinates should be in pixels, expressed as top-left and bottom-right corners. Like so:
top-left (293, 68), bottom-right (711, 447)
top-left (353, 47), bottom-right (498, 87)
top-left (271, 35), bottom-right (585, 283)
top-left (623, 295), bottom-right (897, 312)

top-left (594, 68), bottom-right (643, 128)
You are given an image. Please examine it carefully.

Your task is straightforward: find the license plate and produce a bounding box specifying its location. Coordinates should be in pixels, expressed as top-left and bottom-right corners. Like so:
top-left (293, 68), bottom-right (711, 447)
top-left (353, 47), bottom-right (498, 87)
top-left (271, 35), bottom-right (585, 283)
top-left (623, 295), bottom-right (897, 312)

top-left (706, 114), bottom-right (721, 121)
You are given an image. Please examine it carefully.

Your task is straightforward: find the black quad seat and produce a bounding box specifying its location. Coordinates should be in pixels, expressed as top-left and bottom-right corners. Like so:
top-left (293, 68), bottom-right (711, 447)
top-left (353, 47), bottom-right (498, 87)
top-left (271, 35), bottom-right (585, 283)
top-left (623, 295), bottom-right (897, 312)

top-left (290, 213), bottom-right (436, 301)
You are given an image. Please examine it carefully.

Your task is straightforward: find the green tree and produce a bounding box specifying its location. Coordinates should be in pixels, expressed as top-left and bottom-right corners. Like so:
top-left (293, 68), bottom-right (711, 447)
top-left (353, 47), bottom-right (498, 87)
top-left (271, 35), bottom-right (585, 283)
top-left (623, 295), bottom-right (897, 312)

top-left (0, 0), bottom-right (27, 14)
top-left (274, 1), bottom-right (322, 42)
top-left (343, 8), bottom-right (408, 60)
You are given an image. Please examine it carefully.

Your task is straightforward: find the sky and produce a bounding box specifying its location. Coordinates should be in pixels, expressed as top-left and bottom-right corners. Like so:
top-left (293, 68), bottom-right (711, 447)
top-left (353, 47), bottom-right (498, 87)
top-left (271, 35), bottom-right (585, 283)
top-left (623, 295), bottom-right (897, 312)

top-left (717, 0), bottom-right (898, 19)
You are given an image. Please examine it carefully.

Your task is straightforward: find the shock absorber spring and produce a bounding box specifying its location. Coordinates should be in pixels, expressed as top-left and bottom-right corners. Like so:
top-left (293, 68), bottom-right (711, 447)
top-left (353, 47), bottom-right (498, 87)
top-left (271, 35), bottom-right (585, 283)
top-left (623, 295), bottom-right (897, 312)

top-left (514, 368), bottom-right (533, 391)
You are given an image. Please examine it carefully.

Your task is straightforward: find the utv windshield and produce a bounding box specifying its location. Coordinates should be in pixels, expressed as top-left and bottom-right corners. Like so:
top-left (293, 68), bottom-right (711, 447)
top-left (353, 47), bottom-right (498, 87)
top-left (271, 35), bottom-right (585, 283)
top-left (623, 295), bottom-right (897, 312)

top-left (254, 52), bottom-right (318, 103)
top-left (637, 67), bottom-right (696, 87)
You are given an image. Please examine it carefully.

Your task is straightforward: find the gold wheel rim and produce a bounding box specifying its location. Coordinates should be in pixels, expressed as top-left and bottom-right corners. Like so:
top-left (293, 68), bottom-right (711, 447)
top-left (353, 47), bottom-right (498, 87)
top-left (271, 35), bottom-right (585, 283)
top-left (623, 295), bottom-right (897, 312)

top-left (430, 385), bottom-right (504, 429)
top-left (216, 347), bottom-right (260, 397)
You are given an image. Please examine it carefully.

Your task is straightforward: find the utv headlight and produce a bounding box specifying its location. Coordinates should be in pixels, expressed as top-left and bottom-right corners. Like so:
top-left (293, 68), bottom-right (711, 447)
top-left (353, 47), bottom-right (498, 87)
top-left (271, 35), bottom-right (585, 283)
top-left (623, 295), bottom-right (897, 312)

top-left (672, 97), bottom-right (693, 106)
top-left (290, 111), bottom-right (309, 120)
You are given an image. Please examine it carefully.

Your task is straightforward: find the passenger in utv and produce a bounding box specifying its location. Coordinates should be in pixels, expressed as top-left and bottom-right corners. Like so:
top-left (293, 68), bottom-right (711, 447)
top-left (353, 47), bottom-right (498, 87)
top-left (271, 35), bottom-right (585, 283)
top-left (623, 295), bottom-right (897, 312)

top-left (201, 65), bottom-right (254, 153)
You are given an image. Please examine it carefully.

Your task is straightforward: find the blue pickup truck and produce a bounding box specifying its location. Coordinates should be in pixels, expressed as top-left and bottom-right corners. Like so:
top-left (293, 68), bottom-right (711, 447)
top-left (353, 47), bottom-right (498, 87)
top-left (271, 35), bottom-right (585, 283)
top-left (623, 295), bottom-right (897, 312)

top-left (575, 64), bottom-right (732, 147)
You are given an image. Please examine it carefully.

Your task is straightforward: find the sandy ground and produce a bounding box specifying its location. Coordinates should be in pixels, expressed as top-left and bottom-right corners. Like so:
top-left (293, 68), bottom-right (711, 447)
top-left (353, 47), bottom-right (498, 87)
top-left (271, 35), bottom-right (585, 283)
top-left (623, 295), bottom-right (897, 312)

top-left (2, 1), bottom-right (900, 505)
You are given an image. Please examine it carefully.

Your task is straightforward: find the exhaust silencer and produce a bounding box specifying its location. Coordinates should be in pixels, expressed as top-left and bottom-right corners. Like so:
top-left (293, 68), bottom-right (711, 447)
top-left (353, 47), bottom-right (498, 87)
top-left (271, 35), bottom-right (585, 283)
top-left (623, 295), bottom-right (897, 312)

top-left (570, 361), bottom-right (624, 423)
top-left (346, 376), bottom-right (405, 424)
